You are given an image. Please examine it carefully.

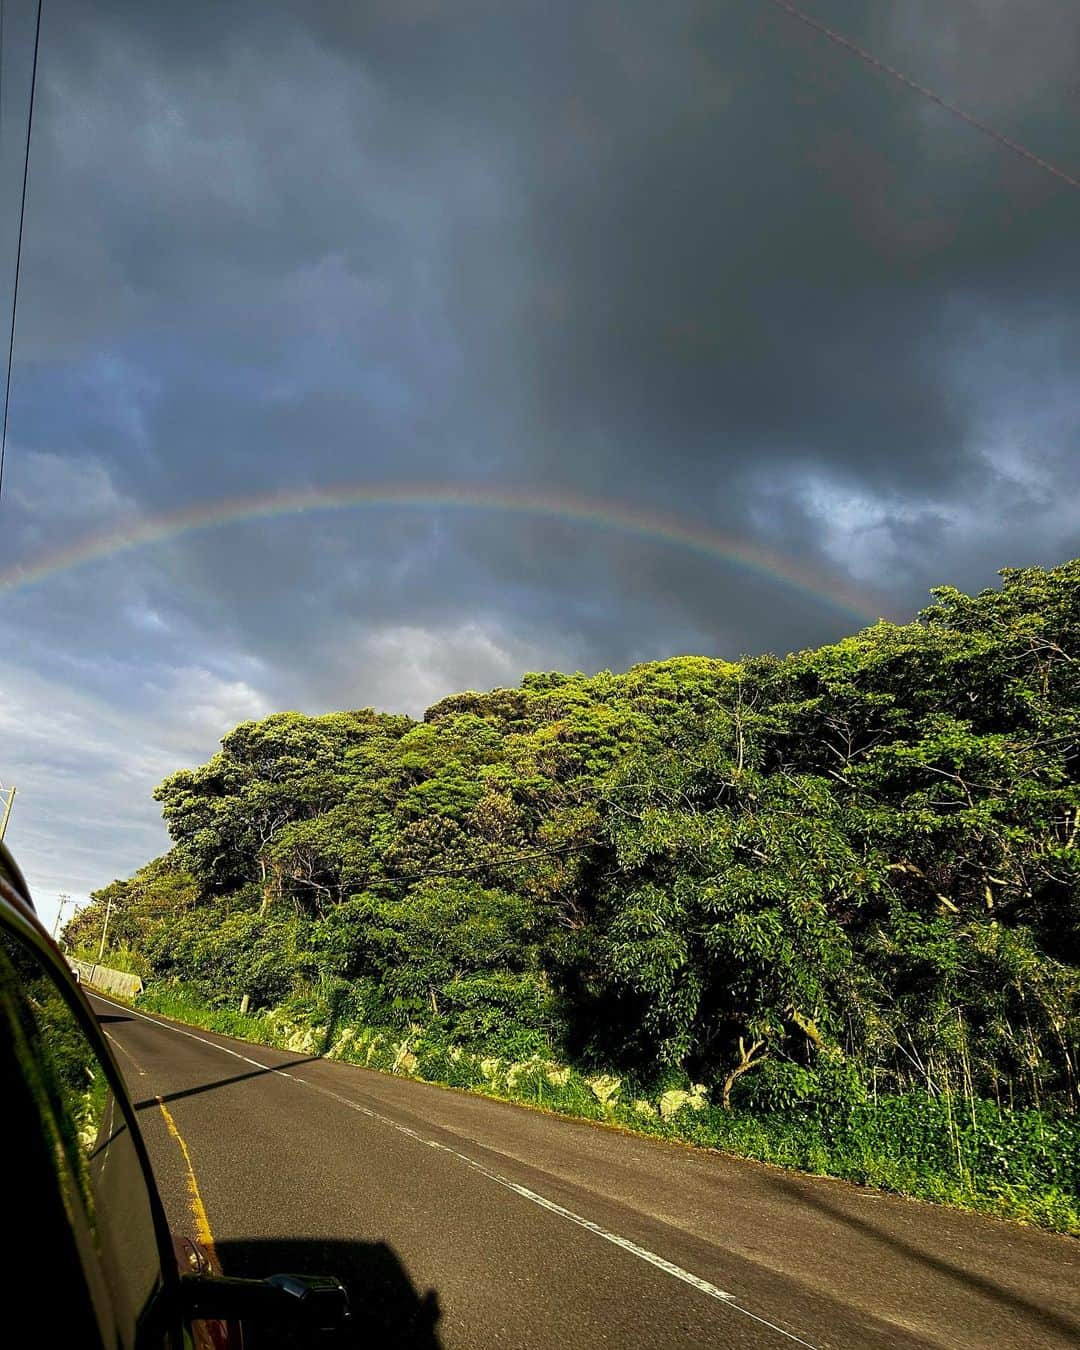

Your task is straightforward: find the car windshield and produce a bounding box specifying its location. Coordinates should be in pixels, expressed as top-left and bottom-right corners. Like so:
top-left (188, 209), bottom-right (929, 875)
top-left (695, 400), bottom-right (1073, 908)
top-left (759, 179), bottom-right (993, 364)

top-left (0, 4), bottom-right (1077, 1347)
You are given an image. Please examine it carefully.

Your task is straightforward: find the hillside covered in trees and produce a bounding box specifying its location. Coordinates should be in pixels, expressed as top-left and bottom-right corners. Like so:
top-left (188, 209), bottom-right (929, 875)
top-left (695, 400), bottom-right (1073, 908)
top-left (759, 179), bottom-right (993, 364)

top-left (68, 563), bottom-right (1080, 1225)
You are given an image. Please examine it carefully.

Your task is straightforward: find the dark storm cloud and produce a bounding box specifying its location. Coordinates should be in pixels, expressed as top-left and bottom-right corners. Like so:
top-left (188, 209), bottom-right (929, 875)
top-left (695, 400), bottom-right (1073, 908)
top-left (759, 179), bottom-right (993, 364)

top-left (17, 0), bottom-right (1080, 538)
top-left (2, 0), bottom-right (1079, 921)
top-left (284, 1), bottom-right (1080, 505)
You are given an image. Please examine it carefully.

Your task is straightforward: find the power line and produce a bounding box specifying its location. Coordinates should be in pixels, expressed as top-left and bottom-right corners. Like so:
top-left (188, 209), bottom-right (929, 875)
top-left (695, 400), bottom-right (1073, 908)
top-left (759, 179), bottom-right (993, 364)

top-left (763, 0), bottom-right (1080, 193)
top-left (365, 838), bottom-right (600, 888)
top-left (65, 840), bottom-right (606, 914)
top-left (280, 839), bottom-right (605, 897)
top-left (0, 0), bottom-right (43, 504)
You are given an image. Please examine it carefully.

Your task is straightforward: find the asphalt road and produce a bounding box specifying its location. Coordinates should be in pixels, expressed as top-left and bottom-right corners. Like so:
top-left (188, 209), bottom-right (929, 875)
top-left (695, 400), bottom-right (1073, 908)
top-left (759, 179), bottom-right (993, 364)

top-left (89, 993), bottom-right (1080, 1350)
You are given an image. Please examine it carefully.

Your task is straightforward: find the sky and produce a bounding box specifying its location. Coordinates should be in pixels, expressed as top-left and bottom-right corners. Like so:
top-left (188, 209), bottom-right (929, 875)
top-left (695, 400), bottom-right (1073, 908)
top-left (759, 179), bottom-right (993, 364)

top-left (0, 0), bottom-right (1078, 934)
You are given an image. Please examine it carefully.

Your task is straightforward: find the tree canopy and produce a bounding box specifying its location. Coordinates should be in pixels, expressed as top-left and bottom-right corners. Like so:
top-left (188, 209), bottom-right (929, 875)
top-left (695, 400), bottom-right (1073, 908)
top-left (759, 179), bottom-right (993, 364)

top-left (67, 562), bottom-right (1080, 1117)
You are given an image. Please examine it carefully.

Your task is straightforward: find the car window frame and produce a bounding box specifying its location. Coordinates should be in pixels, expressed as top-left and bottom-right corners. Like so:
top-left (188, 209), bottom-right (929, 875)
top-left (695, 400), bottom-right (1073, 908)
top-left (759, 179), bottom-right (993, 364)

top-left (0, 854), bottom-right (182, 1346)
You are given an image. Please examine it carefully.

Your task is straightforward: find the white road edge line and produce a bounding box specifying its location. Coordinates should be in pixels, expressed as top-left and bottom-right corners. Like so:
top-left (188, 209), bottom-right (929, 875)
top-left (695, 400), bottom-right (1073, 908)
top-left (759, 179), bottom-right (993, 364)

top-left (94, 994), bottom-right (817, 1349)
top-left (103, 1027), bottom-right (147, 1076)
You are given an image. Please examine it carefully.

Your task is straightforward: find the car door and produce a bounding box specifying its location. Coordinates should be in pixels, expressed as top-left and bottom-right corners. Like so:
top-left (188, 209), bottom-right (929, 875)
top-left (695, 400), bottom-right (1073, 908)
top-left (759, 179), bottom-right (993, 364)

top-left (0, 885), bottom-right (180, 1349)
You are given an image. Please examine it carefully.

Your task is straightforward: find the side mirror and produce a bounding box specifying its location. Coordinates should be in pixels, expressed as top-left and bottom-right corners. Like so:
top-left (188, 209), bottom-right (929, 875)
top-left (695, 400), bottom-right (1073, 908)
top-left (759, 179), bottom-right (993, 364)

top-left (179, 1271), bottom-right (351, 1335)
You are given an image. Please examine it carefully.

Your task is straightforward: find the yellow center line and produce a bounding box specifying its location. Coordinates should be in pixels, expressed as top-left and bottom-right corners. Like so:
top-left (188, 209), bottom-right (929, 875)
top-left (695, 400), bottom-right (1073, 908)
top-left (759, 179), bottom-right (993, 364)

top-left (155, 1095), bottom-right (219, 1269)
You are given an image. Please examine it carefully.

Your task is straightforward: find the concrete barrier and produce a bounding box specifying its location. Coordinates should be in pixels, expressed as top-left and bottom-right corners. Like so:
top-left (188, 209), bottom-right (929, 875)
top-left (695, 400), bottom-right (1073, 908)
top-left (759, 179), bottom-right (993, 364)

top-left (70, 958), bottom-right (143, 1000)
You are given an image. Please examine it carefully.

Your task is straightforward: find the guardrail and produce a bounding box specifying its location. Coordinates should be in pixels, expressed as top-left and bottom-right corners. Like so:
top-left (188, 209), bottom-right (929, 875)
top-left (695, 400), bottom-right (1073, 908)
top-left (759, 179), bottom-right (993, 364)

top-left (70, 958), bottom-right (143, 1000)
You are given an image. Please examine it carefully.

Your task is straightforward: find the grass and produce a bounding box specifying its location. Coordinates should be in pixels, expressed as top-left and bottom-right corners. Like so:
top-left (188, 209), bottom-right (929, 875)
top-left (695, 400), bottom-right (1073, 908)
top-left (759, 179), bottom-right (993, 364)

top-left (137, 983), bottom-right (290, 1044)
top-left (72, 945), bottom-right (149, 977)
top-left (133, 981), bottom-right (1080, 1237)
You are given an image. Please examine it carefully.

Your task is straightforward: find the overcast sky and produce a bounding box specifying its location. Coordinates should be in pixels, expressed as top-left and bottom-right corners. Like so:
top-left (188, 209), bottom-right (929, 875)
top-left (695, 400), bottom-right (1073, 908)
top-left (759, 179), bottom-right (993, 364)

top-left (1, 0), bottom-right (1078, 932)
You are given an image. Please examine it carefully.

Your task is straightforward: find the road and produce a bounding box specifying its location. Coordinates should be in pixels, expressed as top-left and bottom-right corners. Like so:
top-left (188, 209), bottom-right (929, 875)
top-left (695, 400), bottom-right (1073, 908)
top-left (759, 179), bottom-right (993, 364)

top-left (90, 994), bottom-right (1079, 1350)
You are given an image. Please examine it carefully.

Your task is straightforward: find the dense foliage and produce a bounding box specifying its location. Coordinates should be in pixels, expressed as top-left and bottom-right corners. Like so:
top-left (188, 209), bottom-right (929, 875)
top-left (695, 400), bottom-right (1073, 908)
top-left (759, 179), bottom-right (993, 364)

top-left (69, 564), bottom-right (1080, 1216)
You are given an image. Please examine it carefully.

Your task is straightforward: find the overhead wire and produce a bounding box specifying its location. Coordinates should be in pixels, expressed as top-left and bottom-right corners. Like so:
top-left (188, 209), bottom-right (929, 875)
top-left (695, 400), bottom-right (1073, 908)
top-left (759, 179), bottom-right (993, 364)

top-left (0, 0), bottom-right (43, 504)
top-left (358, 838), bottom-right (601, 888)
top-left (763, 0), bottom-right (1080, 193)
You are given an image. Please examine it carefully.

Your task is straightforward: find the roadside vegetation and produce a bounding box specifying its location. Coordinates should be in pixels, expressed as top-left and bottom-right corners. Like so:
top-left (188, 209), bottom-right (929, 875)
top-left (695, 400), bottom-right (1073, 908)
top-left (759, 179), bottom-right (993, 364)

top-left (69, 562), bottom-right (1080, 1234)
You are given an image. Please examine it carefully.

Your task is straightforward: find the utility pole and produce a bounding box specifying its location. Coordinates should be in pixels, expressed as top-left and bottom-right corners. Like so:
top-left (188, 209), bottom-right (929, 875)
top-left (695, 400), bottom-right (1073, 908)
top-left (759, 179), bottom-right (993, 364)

top-left (96, 895), bottom-right (114, 965)
top-left (0, 782), bottom-right (15, 842)
top-left (52, 892), bottom-right (73, 942)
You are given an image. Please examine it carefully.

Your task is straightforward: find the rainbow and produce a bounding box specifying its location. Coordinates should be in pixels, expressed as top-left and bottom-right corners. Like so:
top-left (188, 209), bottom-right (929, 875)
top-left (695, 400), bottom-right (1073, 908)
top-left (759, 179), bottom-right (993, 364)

top-left (0, 482), bottom-right (888, 623)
